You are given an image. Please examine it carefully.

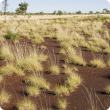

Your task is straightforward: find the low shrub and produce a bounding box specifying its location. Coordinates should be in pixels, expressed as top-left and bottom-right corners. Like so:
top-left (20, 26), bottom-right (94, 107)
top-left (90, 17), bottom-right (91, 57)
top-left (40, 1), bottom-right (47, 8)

top-left (5, 30), bottom-right (20, 40)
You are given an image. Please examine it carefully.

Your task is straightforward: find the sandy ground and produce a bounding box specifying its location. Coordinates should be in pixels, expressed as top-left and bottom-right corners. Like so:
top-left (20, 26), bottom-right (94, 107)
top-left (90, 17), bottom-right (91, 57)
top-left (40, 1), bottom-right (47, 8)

top-left (0, 14), bottom-right (110, 21)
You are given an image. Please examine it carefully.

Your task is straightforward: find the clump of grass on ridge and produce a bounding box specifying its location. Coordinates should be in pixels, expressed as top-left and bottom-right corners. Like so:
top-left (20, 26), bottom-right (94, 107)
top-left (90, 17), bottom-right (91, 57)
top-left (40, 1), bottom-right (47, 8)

top-left (31, 38), bottom-right (42, 44)
top-left (53, 73), bottom-right (82, 95)
top-left (39, 45), bottom-right (47, 49)
top-left (16, 56), bottom-right (43, 72)
top-left (107, 60), bottom-right (110, 66)
top-left (17, 98), bottom-right (36, 110)
top-left (53, 85), bottom-right (69, 96)
top-left (89, 59), bottom-right (106, 68)
top-left (25, 75), bottom-right (50, 90)
top-left (0, 90), bottom-right (11, 105)
top-left (0, 75), bottom-right (3, 83)
top-left (57, 98), bottom-right (67, 110)
top-left (0, 64), bottom-right (24, 76)
top-left (49, 65), bottom-right (60, 75)
top-left (65, 73), bottom-right (82, 92)
top-left (66, 46), bottom-right (76, 55)
top-left (60, 41), bottom-right (70, 48)
top-left (103, 48), bottom-right (110, 54)
top-left (65, 55), bottom-right (86, 66)
top-left (26, 86), bottom-right (40, 96)
top-left (0, 45), bottom-right (14, 61)
top-left (59, 49), bottom-right (66, 55)
top-left (105, 85), bottom-right (110, 94)
top-left (78, 41), bottom-right (89, 48)
top-left (63, 66), bottom-right (74, 75)
top-left (29, 53), bottom-right (47, 62)
top-left (87, 46), bottom-right (102, 52)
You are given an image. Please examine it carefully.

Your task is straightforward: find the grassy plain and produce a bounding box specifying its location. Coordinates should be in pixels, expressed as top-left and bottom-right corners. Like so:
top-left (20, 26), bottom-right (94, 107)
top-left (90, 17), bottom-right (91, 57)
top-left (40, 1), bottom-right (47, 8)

top-left (0, 14), bottom-right (110, 110)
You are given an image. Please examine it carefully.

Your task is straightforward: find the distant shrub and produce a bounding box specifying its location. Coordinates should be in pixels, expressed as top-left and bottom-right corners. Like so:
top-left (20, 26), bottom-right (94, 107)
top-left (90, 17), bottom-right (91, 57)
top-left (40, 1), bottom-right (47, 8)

top-left (28, 15), bottom-right (31, 18)
top-left (5, 30), bottom-right (20, 40)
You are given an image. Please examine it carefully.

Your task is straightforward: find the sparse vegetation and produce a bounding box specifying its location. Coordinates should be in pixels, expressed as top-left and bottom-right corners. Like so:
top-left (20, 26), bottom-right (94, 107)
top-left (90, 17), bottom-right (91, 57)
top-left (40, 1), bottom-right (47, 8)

top-left (0, 13), bottom-right (110, 110)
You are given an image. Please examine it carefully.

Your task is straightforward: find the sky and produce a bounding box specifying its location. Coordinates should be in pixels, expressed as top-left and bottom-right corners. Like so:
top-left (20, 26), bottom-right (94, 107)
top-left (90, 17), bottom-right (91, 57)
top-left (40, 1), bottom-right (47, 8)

top-left (0, 0), bottom-right (110, 13)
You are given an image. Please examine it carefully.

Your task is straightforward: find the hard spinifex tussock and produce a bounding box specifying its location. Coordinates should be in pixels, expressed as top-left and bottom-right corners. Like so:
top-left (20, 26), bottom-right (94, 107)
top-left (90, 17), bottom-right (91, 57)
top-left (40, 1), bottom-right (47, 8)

top-left (89, 59), bottom-right (106, 68)
top-left (25, 75), bottom-right (50, 90)
top-left (0, 44), bottom-right (14, 61)
top-left (53, 73), bottom-right (82, 95)
top-left (65, 54), bottom-right (86, 66)
top-left (0, 90), bottom-right (11, 105)
top-left (17, 98), bottom-right (36, 110)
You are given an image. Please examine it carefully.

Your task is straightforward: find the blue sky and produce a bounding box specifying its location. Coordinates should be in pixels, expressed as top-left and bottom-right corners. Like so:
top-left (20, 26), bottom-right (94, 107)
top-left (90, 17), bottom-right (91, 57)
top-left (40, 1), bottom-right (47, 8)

top-left (0, 0), bottom-right (110, 13)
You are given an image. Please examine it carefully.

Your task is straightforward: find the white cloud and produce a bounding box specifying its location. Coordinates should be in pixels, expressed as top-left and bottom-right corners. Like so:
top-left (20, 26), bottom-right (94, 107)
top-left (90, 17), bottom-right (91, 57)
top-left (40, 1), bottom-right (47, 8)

top-left (107, 0), bottom-right (110, 3)
top-left (0, 0), bottom-right (3, 4)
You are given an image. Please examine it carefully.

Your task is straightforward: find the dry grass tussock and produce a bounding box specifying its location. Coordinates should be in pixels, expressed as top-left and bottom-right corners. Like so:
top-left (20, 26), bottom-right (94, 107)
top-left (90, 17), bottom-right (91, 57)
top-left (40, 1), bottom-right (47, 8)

top-left (17, 98), bottom-right (36, 110)
top-left (0, 43), bottom-right (14, 61)
top-left (0, 90), bottom-right (11, 105)
top-left (0, 64), bottom-right (24, 76)
top-left (89, 59), bottom-right (106, 68)
top-left (53, 73), bottom-right (82, 95)
top-left (25, 75), bottom-right (50, 90)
